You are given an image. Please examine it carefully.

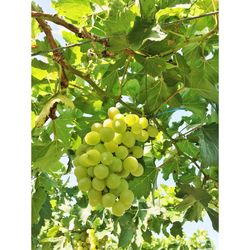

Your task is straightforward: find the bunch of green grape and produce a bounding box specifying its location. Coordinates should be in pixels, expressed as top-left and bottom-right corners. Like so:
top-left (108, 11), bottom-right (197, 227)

top-left (73, 107), bottom-right (158, 217)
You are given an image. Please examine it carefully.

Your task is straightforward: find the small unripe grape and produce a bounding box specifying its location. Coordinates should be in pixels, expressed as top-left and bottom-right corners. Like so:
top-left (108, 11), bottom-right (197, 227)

top-left (101, 151), bottom-right (113, 165)
top-left (122, 131), bottom-right (135, 148)
top-left (115, 146), bottom-right (128, 160)
top-left (106, 173), bottom-right (121, 189)
top-left (91, 122), bottom-right (103, 132)
top-left (74, 166), bottom-right (88, 179)
top-left (136, 130), bottom-right (149, 142)
top-left (124, 114), bottom-right (137, 126)
top-left (113, 119), bottom-right (127, 134)
top-left (79, 153), bottom-right (91, 167)
top-left (88, 188), bottom-right (102, 201)
top-left (92, 178), bottom-right (106, 191)
top-left (113, 133), bottom-right (123, 144)
top-left (109, 157), bottom-right (123, 172)
top-left (73, 156), bottom-right (80, 167)
top-left (100, 127), bottom-right (115, 142)
top-left (93, 143), bottom-right (106, 153)
top-left (116, 179), bottom-right (129, 193)
top-left (147, 125), bottom-right (159, 137)
top-left (131, 123), bottom-right (142, 135)
top-left (131, 146), bottom-right (143, 158)
top-left (76, 143), bottom-right (88, 156)
top-left (112, 201), bottom-right (126, 216)
top-left (88, 197), bottom-right (102, 207)
top-left (102, 193), bottom-right (116, 207)
top-left (131, 163), bottom-right (144, 177)
top-left (94, 164), bottom-right (109, 179)
top-left (123, 156), bottom-right (139, 172)
top-left (120, 189), bottom-right (134, 204)
top-left (86, 149), bottom-right (101, 165)
top-left (139, 117), bottom-right (149, 129)
top-left (78, 177), bottom-right (92, 192)
top-left (117, 168), bottom-right (130, 178)
top-left (114, 113), bottom-right (125, 121)
top-left (108, 107), bottom-right (120, 119)
top-left (87, 166), bottom-right (94, 177)
top-left (104, 141), bottom-right (118, 153)
top-left (85, 131), bottom-right (100, 145)
top-left (103, 118), bottom-right (113, 128)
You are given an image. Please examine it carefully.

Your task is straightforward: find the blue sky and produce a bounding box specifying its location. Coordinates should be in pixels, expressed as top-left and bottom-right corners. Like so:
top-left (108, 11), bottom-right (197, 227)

top-left (33, 0), bottom-right (218, 247)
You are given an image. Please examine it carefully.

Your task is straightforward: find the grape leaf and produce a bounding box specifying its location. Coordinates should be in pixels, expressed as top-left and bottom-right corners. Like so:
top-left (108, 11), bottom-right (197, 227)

top-left (139, 0), bottom-right (156, 23)
top-left (122, 79), bottom-right (140, 98)
top-left (206, 207), bottom-right (219, 231)
top-left (32, 187), bottom-right (47, 224)
top-left (129, 158), bottom-right (158, 198)
top-left (52, 0), bottom-right (92, 22)
top-left (170, 221), bottom-right (183, 237)
top-left (197, 123), bottom-right (218, 166)
top-left (118, 214), bottom-right (136, 247)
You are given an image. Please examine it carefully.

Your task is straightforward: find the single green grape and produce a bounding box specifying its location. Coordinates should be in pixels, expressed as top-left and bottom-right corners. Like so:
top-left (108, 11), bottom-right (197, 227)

top-left (104, 141), bottom-right (118, 153)
top-left (87, 166), bottom-right (94, 177)
top-left (112, 119), bottom-right (127, 134)
top-left (78, 153), bottom-right (91, 167)
top-left (123, 156), bottom-right (138, 172)
top-left (92, 177), bottom-right (106, 191)
top-left (112, 201), bottom-right (126, 216)
top-left (131, 146), bottom-right (143, 158)
top-left (86, 149), bottom-right (101, 165)
top-left (135, 130), bottom-right (149, 142)
top-left (91, 122), bottom-right (103, 132)
top-left (101, 151), bottom-right (113, 165)
top-left (102, 193), bottom-right (116, 207)
top-left (99, 127), bottom-right (115, 142)
top-left (131, 123), bottom-right (142, 135)
top-left (119, 189), bottom-right (134, 205)
top-left (78, 177), bottom-right (92, 192)
top-left (115, 146), bottom-right (129, 160)
top-left (108, 107), bottom-right (120, 119)
top-left (139, 117), bottom-right (148, 129)
top-left (117, 168), bottom-right (130, 178)
top-left (88, 188), bottom-right (102, 202)
top-left (113, 113), bottom-right (124, 121)
top-left (73, 156), bottom-right (80, 167)
top-left (116, 178), bottom-right (129, 193)
top-left (113, 133), bottom-right (123, 144)
top-left (122, 131), bottom-right (135, 148)
top-left (93, 143), bottom-right (106, 153)
top-left (124, 114), bottom-right (139, 126)
top-left (147, 125), bottom-right (159, 137)
top-left (74, 166), bottom-right (88, 179)
top-left (106, 173), bottom-right (121, 189)
top-left (76, 143), bottom-right (88, 156)
top-left (109, 157), bottom-right (123, 172)
top-left (94, 164), bottom-right (109, 179)
top-left (131, 163), bottom-right (144, 177)
top-left (84, 131), bottom-right (100, 145)
top-left (103, 118), bottom-right (113, 128)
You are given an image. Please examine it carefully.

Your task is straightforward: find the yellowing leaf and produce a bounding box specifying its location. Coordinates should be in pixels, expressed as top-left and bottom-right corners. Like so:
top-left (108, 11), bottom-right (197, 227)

top-left (35, 94), bottom-right (74, 128)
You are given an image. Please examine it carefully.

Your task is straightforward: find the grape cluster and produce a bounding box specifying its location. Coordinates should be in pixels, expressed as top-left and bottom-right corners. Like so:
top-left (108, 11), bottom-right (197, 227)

top-left (73, 107), bottom-right (158, 216)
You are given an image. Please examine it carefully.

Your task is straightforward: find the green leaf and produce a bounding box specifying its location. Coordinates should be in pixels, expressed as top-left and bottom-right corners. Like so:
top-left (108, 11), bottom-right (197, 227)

top-left (148, 216), bottom-right (161, 234)
top-left (32, 141), bottom-right (65, 172)
top-left (118, 214), bottom-right (136, 247)
top-left (176, 195), bottom-right (196, 211)
top-left (162, 157), bottom-right (178, 180)
top-left (179, 184), bottom-right (212, 207)
top-left (186, 69), bottom-right (218, 104)
top-left (197, 123), bottom-right (218, 166)
top-left (170, 221), bottom-right (183, 237)
top-left (129, 157), bottom-right (158, 198)
top-left (176, 140), bottom-right (199, 158)
top-left (184, 202), bottom-right (204, 222)
top-left (122, 79), bottom-right (140, 98)
top-left (128, 18), bottom-right (166, 50)
top-left (206, 207), bottom-right (219, 231)
top-left (35, 94), bottom-right (74, 128)
top-left (52, 0), bottom-right (92, 22)
top-left (32, 187), bottom-right (47, 224)
top-left (139, 0), bottom-right (156, 23)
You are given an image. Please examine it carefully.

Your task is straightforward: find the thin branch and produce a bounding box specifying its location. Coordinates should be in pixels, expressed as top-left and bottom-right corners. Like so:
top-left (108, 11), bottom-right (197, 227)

top-left (163, 11), bottom-right (219, 27)
top-left (154, 86), bottom-right (186, 114)
top-left (31, 41), bottom-right (92, 56)
top-left (33, 15), bottom-right (106, 97)
top-left (31, 11), bottom-right (108, 46)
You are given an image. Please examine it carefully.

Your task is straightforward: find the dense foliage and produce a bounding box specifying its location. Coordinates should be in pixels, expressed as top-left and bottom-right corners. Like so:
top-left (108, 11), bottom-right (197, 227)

top-left (31, 0), bottom-right (218, 249)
